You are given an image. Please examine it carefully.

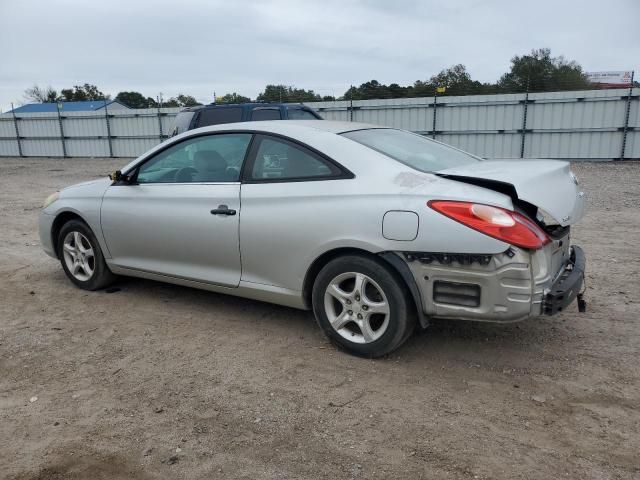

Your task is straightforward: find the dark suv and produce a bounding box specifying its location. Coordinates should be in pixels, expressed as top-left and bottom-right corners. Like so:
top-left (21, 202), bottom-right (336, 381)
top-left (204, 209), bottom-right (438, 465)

top-left (170, 103), bottom-right (322, 136)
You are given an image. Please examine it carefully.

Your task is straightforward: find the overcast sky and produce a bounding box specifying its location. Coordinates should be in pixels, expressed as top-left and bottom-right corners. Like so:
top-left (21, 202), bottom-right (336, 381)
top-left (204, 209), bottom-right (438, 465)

top-left (0, 0), bottom-right (638, 111)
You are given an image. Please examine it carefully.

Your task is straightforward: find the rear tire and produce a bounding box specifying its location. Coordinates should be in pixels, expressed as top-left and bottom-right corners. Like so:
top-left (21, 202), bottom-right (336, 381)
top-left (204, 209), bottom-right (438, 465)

top-left (312, 254), bottom-right (415, 358)
top-left (57, 219), bottom-right (116, 291)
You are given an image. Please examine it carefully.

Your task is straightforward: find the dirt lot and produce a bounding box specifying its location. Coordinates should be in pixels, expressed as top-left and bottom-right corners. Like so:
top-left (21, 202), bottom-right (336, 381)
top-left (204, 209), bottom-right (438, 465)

top-left (1, 157), bottom-right (639, 480)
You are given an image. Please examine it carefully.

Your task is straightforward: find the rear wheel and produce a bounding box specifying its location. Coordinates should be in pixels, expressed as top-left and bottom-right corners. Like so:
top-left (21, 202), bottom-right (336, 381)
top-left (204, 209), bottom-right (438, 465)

top-left (57, 219), bottom-right (115, 290)
top-left (312, 255), bottom-right (414, 357)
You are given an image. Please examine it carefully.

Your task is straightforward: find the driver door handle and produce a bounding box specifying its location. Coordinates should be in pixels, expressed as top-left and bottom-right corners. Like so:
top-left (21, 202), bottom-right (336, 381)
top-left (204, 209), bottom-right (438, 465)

top-left (211, 205), bottom-right (237, 216)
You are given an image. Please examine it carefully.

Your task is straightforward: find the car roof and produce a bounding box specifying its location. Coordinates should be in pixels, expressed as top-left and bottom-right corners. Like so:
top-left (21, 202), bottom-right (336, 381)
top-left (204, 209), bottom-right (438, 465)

top-left (180, 103), bottom-right (313, 112)
top-left (192, 120), bottom-right (384, 135)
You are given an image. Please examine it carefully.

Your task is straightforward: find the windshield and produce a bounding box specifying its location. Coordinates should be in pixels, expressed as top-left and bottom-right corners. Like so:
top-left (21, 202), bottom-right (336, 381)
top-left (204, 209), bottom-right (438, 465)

top-left (341, 128), bottom-right (480, 172)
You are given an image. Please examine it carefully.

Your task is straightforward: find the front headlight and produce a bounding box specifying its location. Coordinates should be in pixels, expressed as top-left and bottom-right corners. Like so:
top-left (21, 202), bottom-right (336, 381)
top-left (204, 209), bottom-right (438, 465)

top-left (43, 192), bottom-right (60, 208)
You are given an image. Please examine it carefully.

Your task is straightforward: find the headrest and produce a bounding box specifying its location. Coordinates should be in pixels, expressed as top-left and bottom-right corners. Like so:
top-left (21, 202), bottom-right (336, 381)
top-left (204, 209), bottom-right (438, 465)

top-left (194, 150), bottom-right (226, 172)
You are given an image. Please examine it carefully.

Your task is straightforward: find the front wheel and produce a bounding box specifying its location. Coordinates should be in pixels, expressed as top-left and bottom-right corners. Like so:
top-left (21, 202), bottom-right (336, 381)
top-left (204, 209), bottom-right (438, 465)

top-left (57, 219), bottom-right (115, 290)
top-left (312, 255), bottom-right (415, 358)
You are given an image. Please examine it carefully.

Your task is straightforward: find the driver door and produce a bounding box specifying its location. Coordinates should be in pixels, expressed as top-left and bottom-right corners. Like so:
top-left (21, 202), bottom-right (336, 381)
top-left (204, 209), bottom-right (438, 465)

top-left (100, 133), bottom-right (252, 287)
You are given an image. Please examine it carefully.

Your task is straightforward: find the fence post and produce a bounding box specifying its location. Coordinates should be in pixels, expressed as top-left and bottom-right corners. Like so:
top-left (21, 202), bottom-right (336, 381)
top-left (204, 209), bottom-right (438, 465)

top-left (103, 99), bottom-right (113, 157)
top-left (520, 80), bottom-right (530, 158)
top-left (620, 70), bottom-right (635, 160)
top-left (431, 90), bottom-right (438, 139)
top-left (56, 102), bottom-right (67, 157)
top-left (157, 104), bottom-right (164, 143)
top-left (349, 85), bottom-right (354, 122)
top-left (10, 103), bottom-right (23, 157)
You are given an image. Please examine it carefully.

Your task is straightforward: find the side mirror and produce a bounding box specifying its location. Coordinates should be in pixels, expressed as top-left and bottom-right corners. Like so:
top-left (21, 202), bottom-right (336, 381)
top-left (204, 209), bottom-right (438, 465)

top-left (109, 170), bottom-right (122, 182)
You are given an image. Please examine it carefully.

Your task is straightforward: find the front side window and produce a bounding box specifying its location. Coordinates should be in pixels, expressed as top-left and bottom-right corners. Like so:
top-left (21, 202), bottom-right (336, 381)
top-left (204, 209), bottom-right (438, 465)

top-left (287, 108), bottom-right (318, 120)
top-left (249, 136), bottom-right (339, 181)
top-left (136, 133), bottom-right (252, 183)
top-left (250, 108), bottom-right (282, 121)
top-left (197, 107), bottom-right (243, 127)
top-left (341, 128), bottom-right (480, 172)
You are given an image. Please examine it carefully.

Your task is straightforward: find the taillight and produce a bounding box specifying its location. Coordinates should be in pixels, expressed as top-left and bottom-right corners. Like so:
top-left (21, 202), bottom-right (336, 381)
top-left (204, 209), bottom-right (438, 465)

top-left (428, 200), bottom-right (550, 249)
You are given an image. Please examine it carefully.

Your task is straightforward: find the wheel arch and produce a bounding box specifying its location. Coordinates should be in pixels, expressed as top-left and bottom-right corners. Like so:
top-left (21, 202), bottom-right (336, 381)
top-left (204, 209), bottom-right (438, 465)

top-left (302, 247), bottom-right (428, 329)
top-left (50, 210), bottom-right (88, 258)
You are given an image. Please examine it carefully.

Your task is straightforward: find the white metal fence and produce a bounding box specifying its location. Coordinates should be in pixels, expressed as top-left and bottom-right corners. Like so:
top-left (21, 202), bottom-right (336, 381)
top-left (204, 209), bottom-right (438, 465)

top-left (1, 88), bottom-right (638, 160)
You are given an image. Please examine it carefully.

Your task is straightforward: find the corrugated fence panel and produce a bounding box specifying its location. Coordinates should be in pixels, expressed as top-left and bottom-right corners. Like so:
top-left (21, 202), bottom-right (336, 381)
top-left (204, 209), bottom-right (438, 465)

top-left (18, 116), bottom-right (60, 138)
top-left (0, 119), bottom-right (16, 137)
top-left (526, 131), bottom-right (624, 159)
top-left (440, 132), bottom-right (522, 158)
top-left (21, 139), bottom-right (63, 157)
top-left (438, 100), bottom-right (523, 132)
top-left (62, 114), bottom-right (107, 137)
top-left (110, 114), bottom-right (160, 137)
top-left (112, 138), bottom-right (159, 157)
top-left (0, 139), bottom-right (20, 156)
top-left (65, 139), bottom-right (110, 157)
top-left (527, 97), bottom-right (626, 130)
top-left (1, 89), bottom-right (637, 159)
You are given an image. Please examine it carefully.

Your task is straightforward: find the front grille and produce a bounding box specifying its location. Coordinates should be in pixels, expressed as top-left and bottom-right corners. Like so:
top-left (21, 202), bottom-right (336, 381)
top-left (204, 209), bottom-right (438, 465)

top-left (433, 281), bottom-right (481, 307)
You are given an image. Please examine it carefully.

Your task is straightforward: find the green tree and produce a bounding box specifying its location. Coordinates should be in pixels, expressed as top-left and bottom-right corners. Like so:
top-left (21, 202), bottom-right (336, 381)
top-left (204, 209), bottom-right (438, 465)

top-left (257, 85), bottom-right (322, 103)
top-left (164, 94), bottom-right (202, 107)
top-left (341, 80), bottom-right (411, 100)
top-left (115, 91), bottom-right (155, 108)
top-left (217, 92), bottom-right (251, 104)
top-left (60, 84), bottom-right (109, 101)
top-left (427, 64), bottom-right (485, 96)
top-left (498, 48), bottom-right (591, 92)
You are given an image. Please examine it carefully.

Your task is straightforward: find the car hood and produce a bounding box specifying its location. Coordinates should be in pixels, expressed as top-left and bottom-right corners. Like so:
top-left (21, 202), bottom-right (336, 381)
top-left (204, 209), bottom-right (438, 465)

top-left (61, 178), bottom-right (112, 197)
top-left (436, 159), bottom-right (585, 226)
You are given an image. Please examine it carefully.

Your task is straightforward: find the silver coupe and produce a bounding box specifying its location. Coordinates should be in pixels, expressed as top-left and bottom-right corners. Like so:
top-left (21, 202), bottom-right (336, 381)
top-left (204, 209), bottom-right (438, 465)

top-left (40, 121), bottom-right (586, 357)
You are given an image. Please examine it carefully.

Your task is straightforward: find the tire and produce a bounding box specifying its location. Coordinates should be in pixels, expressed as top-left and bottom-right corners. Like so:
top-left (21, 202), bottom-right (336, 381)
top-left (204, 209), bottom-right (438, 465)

top-left (312, 254), bottom-right (415, 358)
top-left (57, 219), bottom-right (116, 291)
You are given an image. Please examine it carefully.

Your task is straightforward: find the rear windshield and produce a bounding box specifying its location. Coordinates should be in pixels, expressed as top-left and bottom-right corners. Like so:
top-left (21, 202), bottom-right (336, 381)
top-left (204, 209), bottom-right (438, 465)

top-left (250, 108), bottom-right (282, 121)
top-left (341, 128), bottom-right (480, 172)
top-left (197, 107), bottom-right (243, 127)
top-left (287, 108), bottom-right (319, 120)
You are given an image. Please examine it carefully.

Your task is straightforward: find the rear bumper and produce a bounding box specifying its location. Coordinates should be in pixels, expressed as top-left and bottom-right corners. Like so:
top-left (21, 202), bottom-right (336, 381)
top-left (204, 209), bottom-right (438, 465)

top-left (542, 246), bottom-right (585, 315)
top-left (400, 239), bottom-right (585, 323)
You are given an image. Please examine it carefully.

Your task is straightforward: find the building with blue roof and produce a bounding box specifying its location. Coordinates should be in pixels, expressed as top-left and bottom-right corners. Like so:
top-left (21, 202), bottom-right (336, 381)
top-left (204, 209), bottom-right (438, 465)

top-left (9, 100), bottom-right (129, 114)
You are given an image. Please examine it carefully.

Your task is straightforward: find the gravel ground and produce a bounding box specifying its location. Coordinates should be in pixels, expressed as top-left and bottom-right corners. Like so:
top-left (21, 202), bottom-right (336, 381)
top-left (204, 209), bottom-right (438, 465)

top-left (1, 157), bottom-right (639, 480)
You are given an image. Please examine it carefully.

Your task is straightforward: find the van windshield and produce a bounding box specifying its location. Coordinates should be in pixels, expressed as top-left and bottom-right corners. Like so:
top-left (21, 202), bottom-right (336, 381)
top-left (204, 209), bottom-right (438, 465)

top-left (341, 128), bottom-right (480, 172)
top-left (171, 111), bottom-right (195, 136)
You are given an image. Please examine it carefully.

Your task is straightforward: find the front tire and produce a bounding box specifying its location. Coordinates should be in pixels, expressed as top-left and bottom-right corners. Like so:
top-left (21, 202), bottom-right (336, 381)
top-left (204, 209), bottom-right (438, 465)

top-left (57, 219), bottom-right (115, 290)
top-left (312, 255), bottom-right (415, 358)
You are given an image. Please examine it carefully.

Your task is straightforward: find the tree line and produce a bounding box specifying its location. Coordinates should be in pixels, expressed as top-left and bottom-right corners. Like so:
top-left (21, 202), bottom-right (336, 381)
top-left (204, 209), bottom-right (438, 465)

top-left (23, 49), bottom-right (629, 108)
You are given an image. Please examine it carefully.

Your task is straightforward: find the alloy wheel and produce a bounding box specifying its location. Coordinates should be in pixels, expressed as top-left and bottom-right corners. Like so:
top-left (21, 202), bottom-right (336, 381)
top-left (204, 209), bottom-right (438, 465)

top-left (323, 272), bottom-right (390, 344)
top-left (62, 231), bottom-right (95, 282)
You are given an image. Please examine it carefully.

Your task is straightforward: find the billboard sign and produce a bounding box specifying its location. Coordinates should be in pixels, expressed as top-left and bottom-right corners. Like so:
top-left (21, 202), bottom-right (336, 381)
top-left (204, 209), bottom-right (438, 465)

top-left (586, 71), bottom-right (633, 87)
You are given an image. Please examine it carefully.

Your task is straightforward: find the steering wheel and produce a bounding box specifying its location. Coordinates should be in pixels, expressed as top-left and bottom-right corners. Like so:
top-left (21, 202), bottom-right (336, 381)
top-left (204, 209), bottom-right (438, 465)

top-left (175, 166), bottom-right (198, 182)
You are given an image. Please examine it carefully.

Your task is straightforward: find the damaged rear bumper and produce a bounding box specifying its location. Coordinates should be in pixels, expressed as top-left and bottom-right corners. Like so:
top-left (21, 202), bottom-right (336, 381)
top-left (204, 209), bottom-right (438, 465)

top-left (542, 246), bottom-right (585, 315)
top-left (400, 236), bottom-right (585, 323)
